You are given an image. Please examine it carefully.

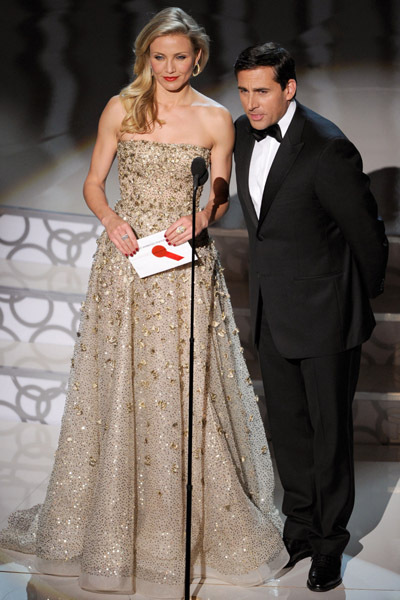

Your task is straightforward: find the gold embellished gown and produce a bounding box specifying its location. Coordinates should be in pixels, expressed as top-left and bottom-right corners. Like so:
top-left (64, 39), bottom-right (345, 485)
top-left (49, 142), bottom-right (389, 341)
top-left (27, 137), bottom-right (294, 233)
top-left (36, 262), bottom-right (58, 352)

top-left (0, 141), bottom-right (287, 598)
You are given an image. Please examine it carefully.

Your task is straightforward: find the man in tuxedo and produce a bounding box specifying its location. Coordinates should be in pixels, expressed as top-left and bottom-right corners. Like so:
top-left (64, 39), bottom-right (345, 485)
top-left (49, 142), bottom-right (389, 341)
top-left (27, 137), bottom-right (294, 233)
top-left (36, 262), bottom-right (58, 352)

top-left (233, 43), bottom-right (388, 592)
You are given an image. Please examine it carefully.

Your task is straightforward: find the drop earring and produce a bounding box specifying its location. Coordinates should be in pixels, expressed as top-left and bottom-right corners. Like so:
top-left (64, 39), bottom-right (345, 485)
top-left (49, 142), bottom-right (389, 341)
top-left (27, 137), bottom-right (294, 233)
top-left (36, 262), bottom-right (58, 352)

top-left (192, 63), bottom-right (201, 77)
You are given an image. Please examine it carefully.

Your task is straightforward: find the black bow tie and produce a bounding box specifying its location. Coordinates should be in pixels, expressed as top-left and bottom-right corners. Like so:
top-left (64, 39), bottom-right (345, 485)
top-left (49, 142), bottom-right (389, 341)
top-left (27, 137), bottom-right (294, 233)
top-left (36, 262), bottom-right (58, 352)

top-left (250, 123), bottom-right (283, 143)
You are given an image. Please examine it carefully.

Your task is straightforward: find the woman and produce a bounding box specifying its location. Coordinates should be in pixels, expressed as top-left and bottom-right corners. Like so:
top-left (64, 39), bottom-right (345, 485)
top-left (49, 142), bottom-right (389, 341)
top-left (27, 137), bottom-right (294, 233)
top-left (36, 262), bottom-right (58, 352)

top-left (0, 7), bottom-right (287, 597)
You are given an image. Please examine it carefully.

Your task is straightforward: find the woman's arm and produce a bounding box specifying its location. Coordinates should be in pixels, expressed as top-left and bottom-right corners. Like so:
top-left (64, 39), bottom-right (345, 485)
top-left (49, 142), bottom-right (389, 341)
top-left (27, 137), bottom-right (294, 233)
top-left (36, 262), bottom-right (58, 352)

top-left (201, 107), bottom-right (235, 227)
top-left (165, 107), bottom-right (234, 246)
top-left (83, 96), bottom-right (139, 256)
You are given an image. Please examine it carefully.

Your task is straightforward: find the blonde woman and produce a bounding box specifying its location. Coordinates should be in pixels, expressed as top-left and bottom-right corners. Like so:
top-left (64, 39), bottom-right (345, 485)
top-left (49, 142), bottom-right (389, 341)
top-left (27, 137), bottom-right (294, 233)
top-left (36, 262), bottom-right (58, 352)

top-left (1, 7), bottom-right (288, 597)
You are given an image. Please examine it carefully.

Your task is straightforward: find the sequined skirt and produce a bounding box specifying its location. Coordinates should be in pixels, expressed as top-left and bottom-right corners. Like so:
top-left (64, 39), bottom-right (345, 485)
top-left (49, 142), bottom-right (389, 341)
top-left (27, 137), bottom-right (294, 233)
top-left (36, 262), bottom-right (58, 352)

top-left (0, 231), bottom-right (287, 597)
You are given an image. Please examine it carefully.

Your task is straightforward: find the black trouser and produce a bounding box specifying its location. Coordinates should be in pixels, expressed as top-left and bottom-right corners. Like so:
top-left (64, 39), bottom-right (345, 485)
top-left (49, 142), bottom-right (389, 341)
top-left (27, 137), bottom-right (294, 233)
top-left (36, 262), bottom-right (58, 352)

top-left (258, 314), bottom-right (361, 556)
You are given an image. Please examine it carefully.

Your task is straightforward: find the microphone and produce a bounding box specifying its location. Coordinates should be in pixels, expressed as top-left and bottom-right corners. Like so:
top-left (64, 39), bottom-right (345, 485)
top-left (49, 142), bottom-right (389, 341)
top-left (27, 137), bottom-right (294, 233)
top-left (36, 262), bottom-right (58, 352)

top-left (191, 157), bottom-right (208, 188)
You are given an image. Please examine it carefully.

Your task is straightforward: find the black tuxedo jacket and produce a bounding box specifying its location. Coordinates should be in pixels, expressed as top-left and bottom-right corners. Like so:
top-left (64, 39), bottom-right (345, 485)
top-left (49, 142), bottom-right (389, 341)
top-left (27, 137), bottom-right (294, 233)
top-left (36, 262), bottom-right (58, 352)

top-left (234, 102), bottom-right (388, 359)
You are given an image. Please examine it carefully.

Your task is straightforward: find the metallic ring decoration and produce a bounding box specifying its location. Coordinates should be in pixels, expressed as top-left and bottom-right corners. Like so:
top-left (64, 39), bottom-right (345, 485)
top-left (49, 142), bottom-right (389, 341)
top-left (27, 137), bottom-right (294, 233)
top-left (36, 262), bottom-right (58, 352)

top-left (176, 225), bottom-right (186, 234)
top-left (192, 63), bottom-right (201, 77)
top-left (121, 234), bottom-right (129, 240)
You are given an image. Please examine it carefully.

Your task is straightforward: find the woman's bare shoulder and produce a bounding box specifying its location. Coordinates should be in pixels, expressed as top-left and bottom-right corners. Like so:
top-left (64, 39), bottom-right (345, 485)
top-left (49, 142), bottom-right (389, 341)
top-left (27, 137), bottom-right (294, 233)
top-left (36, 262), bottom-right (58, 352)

top-left (102, 95), bottom-right (126, 119)
top-left (98, 95), bottom-right (127, 136)
top-left (192, 91), bottom-right (229, 112)
top-left (192, 92), bottom-right (232, 128)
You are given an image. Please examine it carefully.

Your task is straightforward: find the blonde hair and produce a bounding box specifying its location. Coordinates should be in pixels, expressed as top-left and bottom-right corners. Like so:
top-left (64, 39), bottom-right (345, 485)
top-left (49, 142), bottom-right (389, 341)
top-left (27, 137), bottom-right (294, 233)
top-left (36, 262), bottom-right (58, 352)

top-left (120, 7), bottom-right (210, 135)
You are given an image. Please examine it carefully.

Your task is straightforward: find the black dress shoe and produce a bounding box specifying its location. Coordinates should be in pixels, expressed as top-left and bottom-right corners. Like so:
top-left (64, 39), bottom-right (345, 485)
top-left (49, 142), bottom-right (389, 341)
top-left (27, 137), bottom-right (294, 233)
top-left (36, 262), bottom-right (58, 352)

top-left (307, 554), bottom-right (342, 592)
top-left (283, 537), bottom-right (313, 569)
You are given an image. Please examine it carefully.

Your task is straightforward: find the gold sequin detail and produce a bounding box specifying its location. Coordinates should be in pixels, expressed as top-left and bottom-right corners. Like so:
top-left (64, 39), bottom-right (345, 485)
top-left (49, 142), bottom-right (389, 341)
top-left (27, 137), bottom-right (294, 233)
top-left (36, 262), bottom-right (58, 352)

top-left (0, 141), bottom-right (285, 595)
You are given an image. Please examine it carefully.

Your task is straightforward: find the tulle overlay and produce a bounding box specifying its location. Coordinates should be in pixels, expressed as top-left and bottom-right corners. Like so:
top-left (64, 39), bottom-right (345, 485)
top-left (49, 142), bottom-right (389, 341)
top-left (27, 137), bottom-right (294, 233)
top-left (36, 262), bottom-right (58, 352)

top-left (0, 141), bottom-right (287, 597)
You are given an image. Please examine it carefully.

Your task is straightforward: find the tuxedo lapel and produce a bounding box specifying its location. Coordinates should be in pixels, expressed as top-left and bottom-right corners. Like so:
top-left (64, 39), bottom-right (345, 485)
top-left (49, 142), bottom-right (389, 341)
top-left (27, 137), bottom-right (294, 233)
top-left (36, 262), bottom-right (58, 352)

top-left (236, 122), bottom-right (258, 229)
top-left (257, 105), bottom-right (306, 230)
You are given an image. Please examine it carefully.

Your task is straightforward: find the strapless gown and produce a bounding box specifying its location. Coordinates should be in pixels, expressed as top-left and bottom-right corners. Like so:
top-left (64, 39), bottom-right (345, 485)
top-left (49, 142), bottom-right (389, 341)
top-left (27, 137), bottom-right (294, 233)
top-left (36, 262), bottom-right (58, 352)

top-left (0, 141), bottom-right (288, 598)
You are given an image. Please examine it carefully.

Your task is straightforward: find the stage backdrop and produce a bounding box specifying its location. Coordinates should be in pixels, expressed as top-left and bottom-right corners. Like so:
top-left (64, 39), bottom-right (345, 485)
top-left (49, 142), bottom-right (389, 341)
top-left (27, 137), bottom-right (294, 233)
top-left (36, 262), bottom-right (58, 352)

top-left (0, 1), bottom-right (399, 437)
top-left (1, 0), bottom-right (399, 227)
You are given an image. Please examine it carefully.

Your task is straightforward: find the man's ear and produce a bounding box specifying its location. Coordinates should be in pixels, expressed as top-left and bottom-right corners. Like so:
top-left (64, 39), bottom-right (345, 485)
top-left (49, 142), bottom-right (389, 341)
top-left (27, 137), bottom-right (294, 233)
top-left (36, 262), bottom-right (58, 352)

top-left (286, 79), bottom-right (297, 100)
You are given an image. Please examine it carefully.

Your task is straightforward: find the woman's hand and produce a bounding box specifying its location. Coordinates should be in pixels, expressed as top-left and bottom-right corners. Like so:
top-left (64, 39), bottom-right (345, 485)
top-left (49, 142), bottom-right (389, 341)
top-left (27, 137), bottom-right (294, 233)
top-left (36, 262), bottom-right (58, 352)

top-left (102, 212), bottom-right (139, 256)
top-left (164, 211), bottom-right (209, 246)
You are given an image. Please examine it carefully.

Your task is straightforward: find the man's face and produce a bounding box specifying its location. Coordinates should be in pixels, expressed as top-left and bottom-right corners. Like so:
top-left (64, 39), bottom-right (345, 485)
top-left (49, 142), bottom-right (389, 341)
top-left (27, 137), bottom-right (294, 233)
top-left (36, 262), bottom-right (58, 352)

top-left (237, 66), bottom-right (296, 129)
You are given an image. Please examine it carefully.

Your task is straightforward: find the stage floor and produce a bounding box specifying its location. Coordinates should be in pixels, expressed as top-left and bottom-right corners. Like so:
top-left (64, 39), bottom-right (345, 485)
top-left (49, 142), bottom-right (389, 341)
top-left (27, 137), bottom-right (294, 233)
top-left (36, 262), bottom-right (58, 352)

top-left (0, 421), bottom-right (399, 599)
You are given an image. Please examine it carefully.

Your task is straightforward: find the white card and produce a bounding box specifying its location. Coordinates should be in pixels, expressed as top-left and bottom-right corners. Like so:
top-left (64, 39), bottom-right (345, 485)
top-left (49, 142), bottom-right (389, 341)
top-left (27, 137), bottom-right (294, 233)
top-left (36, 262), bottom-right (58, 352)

top-left (129, 229), bottom-right (197, 278)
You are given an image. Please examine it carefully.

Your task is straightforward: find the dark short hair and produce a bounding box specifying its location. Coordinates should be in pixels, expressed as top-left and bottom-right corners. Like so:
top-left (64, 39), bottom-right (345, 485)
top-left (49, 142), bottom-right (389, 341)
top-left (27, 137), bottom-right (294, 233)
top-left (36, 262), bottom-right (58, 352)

top-left (234, 42), bottom-right (296, 90)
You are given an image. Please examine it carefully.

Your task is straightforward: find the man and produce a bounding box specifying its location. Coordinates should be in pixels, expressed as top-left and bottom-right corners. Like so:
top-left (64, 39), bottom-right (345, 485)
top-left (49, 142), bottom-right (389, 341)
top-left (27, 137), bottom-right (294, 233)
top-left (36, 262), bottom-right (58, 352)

top-left (233, 43), bottom-right (388, 592)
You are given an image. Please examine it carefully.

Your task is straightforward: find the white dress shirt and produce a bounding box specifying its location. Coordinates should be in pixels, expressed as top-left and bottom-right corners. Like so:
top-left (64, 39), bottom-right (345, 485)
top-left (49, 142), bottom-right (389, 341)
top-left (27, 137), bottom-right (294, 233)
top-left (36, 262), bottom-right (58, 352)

top-left (249, 100), bottom-right (296, 218)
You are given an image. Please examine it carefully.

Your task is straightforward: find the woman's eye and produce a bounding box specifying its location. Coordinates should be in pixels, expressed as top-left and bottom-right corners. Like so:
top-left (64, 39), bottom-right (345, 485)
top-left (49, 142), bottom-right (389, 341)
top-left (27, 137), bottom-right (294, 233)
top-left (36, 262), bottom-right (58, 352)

top-left (176, 55), bottom-right (187, 60)
top-left (154, 55), bottom-right (164, 60)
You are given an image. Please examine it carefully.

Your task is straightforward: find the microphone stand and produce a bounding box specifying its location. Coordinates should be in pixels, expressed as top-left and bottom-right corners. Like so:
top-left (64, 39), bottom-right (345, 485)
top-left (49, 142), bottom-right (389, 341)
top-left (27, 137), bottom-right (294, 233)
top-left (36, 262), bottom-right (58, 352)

top-left (184, 171), bottom-right (199, 600)
top-left (184, 158), bottom-right (207, 600)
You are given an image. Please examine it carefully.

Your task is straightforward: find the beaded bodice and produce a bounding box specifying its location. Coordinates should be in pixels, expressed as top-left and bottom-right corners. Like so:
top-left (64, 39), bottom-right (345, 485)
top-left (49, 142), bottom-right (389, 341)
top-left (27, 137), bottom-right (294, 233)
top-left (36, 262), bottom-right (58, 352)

top-left (116, 140), bottom-right (211, 237)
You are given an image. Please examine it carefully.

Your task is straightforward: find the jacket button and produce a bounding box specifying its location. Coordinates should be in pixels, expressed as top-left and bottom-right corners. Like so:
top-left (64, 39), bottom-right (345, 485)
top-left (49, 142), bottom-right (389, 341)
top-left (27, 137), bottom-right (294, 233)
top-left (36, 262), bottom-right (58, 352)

top-left (257, 234), bottom-right (264, 241)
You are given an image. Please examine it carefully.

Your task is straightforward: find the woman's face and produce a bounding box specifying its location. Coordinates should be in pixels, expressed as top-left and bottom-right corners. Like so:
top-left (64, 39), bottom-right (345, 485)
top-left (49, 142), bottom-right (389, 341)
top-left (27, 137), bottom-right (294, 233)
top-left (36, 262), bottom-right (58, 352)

top-left (149, 34), bottom-right (200, 92)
